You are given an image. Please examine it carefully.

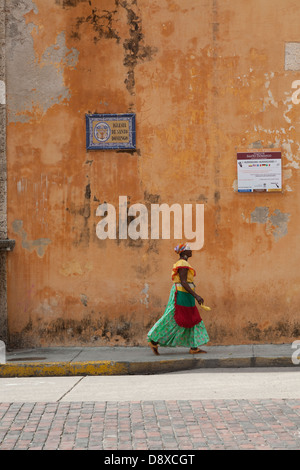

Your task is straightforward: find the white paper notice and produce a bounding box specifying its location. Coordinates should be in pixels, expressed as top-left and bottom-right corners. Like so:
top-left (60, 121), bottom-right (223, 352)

top-left (237, 149), bottom-right (282, 193)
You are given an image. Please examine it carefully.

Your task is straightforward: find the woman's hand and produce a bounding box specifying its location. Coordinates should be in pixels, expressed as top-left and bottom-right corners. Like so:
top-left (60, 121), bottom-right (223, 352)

top-left (195, 294), bottom-right (204, 305)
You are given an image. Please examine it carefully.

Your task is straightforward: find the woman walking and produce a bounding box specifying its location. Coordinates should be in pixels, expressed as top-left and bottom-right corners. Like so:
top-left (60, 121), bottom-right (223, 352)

top-left (147, 243), bottom-right (210, 355)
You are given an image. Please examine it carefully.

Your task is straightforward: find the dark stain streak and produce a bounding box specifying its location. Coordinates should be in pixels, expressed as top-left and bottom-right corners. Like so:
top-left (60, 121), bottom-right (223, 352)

top-left (143, 191), bottom-right (161, 206)
top-left (117, 0), bottom-right (158, 94)
top-left (71, 8), bottom-right (121, 43)
top-left (89, 9), bottom-right (121, 43)
top-left (70, 0), bottom-right (157, 95)
top-left (214, 191), bottom-right (220, 203)
top-left (65, 183), bottom-right (91, 247)
top-left (85, 183), bottom-right (91, 200)
top-left (79, 182), bottom-right (91, 246)
top-left (55, 0), bottom-right (89, 8)
top-left (116, 148), bottom-right (140, 155)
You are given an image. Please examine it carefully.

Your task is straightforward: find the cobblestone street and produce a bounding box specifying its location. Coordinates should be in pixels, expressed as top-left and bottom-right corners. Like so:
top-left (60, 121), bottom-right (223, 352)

top-left (0, 399), bottom-right (300, 450)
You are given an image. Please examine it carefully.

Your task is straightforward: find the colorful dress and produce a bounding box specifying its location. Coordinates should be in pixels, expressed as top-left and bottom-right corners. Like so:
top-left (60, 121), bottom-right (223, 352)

top-left (147, 259), bottom-right (210, 348)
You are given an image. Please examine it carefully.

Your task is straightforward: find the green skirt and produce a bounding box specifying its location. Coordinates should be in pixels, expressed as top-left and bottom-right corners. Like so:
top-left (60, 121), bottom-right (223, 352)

top-left (147, 285), bottom-right (210, 348)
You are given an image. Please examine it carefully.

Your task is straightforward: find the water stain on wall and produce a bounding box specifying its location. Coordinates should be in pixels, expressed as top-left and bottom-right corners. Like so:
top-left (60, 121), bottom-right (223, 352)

top-left (9, 312), bottom-right (142, 348)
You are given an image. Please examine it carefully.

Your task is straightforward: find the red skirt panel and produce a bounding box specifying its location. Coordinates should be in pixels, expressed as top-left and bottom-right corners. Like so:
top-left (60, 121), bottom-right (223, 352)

top-left (174, 289), bottom-right (201, 328)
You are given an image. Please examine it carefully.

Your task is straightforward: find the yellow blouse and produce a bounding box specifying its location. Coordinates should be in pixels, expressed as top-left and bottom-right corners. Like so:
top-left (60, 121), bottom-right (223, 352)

top-left (171, 259), bottom-right (196, 286)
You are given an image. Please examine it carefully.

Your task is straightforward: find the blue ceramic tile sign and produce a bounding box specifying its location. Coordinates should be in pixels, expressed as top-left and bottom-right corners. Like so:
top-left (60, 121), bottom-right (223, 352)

top-left (86, 113), bottom-right (136, 150)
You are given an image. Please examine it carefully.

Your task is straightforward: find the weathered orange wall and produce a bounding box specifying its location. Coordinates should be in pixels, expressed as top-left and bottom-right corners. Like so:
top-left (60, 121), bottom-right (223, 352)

top-left (6, 0), bottom-right (300, 347)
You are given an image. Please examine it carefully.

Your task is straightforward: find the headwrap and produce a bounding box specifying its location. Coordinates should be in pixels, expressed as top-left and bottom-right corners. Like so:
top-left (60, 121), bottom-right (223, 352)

top-left (174, 243), bottom-right (191, 254)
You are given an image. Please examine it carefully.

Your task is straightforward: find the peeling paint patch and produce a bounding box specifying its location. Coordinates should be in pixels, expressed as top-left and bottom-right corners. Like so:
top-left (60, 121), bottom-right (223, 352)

top-left (250, 207), bottom-right (290, 241)
top-left (6, 1), bottom-right (79, 122)
top-left (140, 283), bottom-right (149, 307)
top-left (269, 209), bottom-right (290, 241)
top-left (263, 72), bottom-right (278, 109)
top-left (12, 220), bottom-right (51, 257)
top-left (0, 80), bottom-right (5, 105)
top-left (41, 31), bottom-right (79, 69)
top-left (80, 294), bottom-right (88, 307)
top-left (285, 42), bottom-right (300, 71)
top-left (250, 207), bottom-right (269, 224)
top-left (282, 141), bottom-right (300, 169)
top-left (232, 179), bottom-right (238, 191)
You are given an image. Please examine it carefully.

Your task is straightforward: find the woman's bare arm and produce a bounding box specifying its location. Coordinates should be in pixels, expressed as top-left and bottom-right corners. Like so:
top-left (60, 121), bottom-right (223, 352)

top-left (178, 268), bottom-right (204, 305)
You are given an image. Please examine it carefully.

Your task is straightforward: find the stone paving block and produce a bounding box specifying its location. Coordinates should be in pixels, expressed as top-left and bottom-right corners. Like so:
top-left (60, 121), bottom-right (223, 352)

top-left (0, 399), bottom-right (300, 450)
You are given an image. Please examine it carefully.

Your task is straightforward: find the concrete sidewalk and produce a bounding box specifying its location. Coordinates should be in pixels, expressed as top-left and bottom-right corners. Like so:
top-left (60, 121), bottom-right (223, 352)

top-left (0, 343), bottom-right (298, 377)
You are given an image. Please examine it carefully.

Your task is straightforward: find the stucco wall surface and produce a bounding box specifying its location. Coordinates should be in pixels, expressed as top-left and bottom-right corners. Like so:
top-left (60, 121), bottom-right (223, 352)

top-left (5, 0), bottom-right (300, 347)
top-left (0, 0), bottom-right (7, 342)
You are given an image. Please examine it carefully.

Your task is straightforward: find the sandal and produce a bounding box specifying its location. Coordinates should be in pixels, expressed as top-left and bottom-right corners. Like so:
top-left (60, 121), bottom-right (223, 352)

top-left (189, 348), bottom-right (207, 354)
top-left (148, 342), bottom-right (160, 356)
top-left (149, 342), bottom-right (160, 356)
